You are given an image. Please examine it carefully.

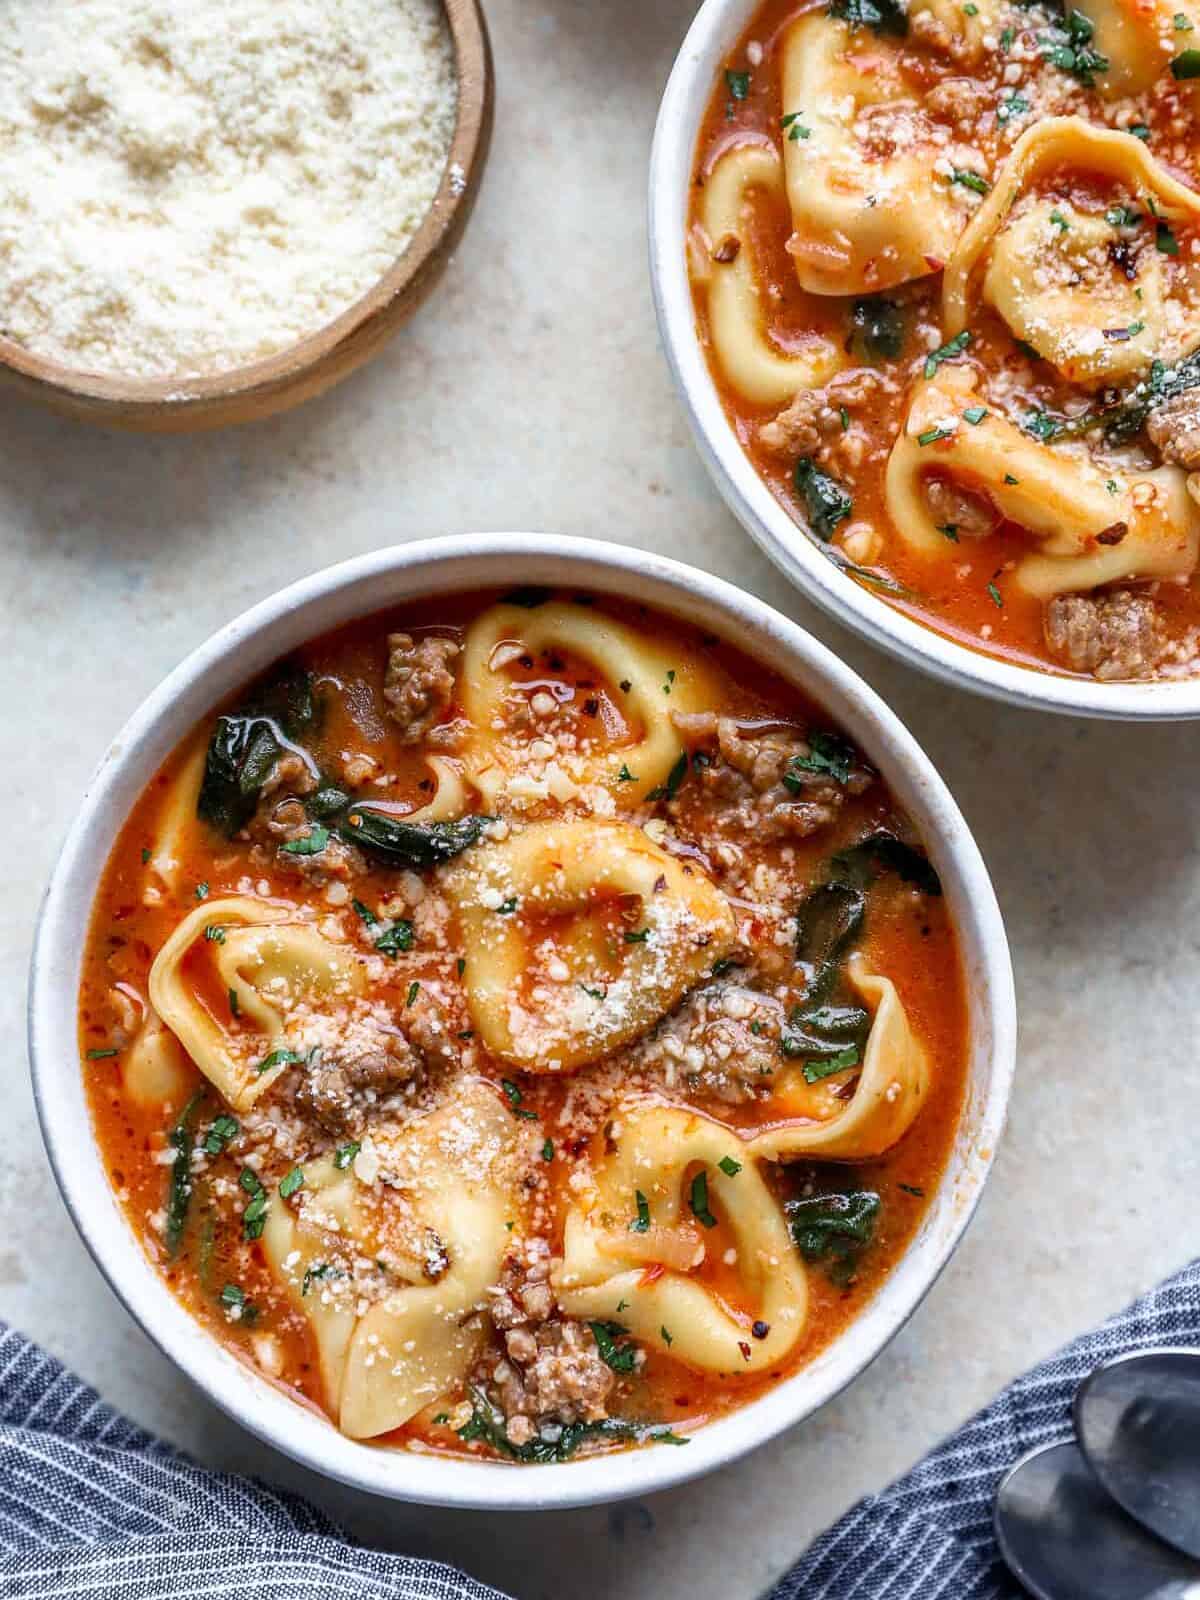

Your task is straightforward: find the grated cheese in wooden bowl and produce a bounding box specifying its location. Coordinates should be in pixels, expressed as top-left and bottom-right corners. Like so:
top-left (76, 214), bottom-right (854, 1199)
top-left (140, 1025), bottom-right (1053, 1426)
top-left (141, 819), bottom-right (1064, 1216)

top-left (0, 0), bottom-right (457, 379)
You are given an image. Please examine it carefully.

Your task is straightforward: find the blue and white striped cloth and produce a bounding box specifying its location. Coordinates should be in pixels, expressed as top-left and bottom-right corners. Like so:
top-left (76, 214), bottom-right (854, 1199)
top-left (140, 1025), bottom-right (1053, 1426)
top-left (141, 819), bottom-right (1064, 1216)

top-left (4, 1261), bottom-right (1198, 1600)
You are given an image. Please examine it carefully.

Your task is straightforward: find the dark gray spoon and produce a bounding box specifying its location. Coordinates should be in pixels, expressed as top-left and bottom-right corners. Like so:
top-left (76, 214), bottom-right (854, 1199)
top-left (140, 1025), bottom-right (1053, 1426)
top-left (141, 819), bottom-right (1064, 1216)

top-left (993, 1439), bottom-right (1200, 1600)
top-left (1076, 1348), bottom-right (1200, 1561)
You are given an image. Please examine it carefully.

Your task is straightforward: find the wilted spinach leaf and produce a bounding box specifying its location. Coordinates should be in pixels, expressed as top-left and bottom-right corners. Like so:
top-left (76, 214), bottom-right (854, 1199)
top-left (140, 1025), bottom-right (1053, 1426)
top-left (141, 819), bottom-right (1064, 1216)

top-left (197, 665), bottom-right (317, 837)
top-left (457, 1388), bottom-right (685, 1461)
top-left (831, 831), bottom-right (942, 896)
top-left (794, 882), bottom-right (866, 996)
top-left (781, 1002), bottom-right (871, 1061)
top-left (851, 297), bottom-right (906, 361)
top-left (339, 808), bottom-right (489, 868)
top-left (795, 458), bottom-right (853, 541)
top-left (786, 1188), bottom-right (882, 1281)
top-left (165, 1093), bottom-right (203, 1257)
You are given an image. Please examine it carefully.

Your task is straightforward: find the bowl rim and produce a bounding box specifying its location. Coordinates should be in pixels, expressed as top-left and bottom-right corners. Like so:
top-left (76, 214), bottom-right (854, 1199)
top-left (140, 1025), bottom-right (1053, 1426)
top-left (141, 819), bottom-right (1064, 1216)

top-left (28, 531), bottom-right (1016, 1511)
top-left (647, 0), bottom-right (1200, 722)
top-left (0, 0), bottom-right (493, 428)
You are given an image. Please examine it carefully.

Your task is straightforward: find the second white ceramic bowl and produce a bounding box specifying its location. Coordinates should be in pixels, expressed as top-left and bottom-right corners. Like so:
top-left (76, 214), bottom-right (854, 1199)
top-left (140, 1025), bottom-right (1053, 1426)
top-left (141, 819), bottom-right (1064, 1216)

top-left (29, 533), bottom-right (1015, 1510)
top-left (648, 0), bottom-right (1200, 720)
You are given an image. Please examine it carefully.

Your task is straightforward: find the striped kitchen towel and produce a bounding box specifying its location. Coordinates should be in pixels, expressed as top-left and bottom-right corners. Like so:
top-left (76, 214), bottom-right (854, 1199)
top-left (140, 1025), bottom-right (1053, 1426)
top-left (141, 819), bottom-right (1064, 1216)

top-left (3, 1259), bottom-right (1198, 1600)
top-left (0, 1322), bottom-right (508, 1600)
top-left (769, 1256), bottom-right (1200, 1599)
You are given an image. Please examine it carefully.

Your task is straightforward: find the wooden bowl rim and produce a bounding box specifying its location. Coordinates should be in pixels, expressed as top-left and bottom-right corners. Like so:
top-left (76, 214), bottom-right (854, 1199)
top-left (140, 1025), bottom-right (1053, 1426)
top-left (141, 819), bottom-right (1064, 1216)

top-left (0, 0), bottom-right (490, 414)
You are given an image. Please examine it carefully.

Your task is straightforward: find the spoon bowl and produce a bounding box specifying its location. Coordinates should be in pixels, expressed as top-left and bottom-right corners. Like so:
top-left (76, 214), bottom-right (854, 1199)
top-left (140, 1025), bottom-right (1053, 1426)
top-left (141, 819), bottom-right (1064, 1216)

top-left (1076, 1349), bottom-right (1200, 1562)
top-left (994, 1440), bottom-right (1200, 1600)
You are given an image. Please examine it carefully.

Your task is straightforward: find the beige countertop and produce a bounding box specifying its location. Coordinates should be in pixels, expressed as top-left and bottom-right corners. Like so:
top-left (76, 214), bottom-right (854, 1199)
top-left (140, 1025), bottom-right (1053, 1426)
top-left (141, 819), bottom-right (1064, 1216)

top-left (3, 3), bottom-right (1198, 1596)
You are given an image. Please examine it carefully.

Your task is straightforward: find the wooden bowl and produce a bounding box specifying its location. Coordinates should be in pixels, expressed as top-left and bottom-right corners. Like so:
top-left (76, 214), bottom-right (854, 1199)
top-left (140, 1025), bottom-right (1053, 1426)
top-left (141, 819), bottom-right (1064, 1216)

top-left (0, 0), bottom-right (493, 434)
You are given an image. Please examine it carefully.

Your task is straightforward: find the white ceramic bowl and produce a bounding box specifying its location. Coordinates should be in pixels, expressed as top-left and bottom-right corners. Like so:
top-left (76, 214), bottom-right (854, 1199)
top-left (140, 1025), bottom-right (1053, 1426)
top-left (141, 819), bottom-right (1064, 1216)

top-left (648, 0), bottom-right (1200, 720)
top-left (28, 533), bottom-right (1015, 1510)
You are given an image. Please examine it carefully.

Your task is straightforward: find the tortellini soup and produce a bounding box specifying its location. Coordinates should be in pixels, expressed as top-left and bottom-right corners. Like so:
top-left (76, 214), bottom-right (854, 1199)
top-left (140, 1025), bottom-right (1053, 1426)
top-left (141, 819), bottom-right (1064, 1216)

top-left (691, 0), bottom-right (1200, 680)
top-left (80, 591), bottom-right (967, 1462)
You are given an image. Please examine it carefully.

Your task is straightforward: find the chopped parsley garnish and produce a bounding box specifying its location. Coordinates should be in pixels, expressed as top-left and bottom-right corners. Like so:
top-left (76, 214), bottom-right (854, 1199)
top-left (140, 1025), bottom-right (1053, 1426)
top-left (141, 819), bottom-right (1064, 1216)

top-left (1157, 219), bottom-right (1181, 255)
top-left (1130, 123), bottom-right (1151, 141)
top-left (280, 825), bottom-right (329, 857)
top-left (794, 457), bottom-right (853, 540)
top-left (617, 764), bottom-right (637, 783)
top-left (898, 1183), bottom-right (925, 1197)
top-left (718, 1155), bottom-right (742, 1178)
top-left (1049, 210), bottom-right (1070, 233)
top-left (951, 168), bottom-right (990, 196)
top-left (220, 1283), bottom-right (249, 1311)
top-left (689, 1169), bottom-right (718, 1230)
top-left (1177, 10), bottom-right (1194, 25)
top-left (997, 91), bottom-right (1029, 123)
top-left (240, 1170), bottom-right (269, 1241)
top-left (279, 1167), bottom-right (305, 1199)
top-left (924, 330), bottom-right (971, 380)
top-left (646, 749), bottom-right (689, 802)
top-left (783, 114), bottom-right (812, 140)
top-left (501, 1078), bottom-right (538, 1121)
top-left (195, 882), bottom-right (210, 901)
top-left (541, 1138), bottom-right (554, 1163)
top-left (497, 896), bottom-right (518, 915)
top-left (784, 730), bottom-right (856, 789)
top-left (406, 981), bottom-right (420, 1007)
top-left (1000, 24), bottom-right (1015, 48)
top-left (1106, 479), bottom-right (1120, 494)
top-left (375, 919), bottom-right (415, 956)
top-left (1106, 204), bottom-right (1142, 228)
top-left (829, 0), bottom-right (908, 37)
top-left (624, 928), bottom-right (650, 943)
top-left (578, 982), bottom-right (607, 1001)
top-left (839, 406), bottom-right (850, 431)
top-left (661, 1326), bottom-right (674, 1347)
top-left (1171, 46), bottom-right (1200, 75)
top-left (589, 1321), bottom-right (639, 1374)
top-left (457, 957), bottom-right (467, 976)
top-left (802, 1044), bottom-right (861, 1083)
top-left (1041, 9), bottom-right (1108, 84)
top-left (228, 987), bottom-right (240, 1019)
top-left (964, 3), bottom-right (978, 13)
top-left (164, 1094), bottom-right (202, 1256)
top-left (86, 1046), bottom-right (118, 1060)
top-left (725, 68), bottom-right (751, 100)
top-left (630, 1190), bottom-right (651, 1233)
top-left (302, 1262), bottom-right (339, 1297)
top-left (938, 524), bottom-right (960, 541)
top-left (963, 405), bottom-right (988, 424)
top-left (353, 898), bottom-right (378, 926)
top-left (1004, 472), bottom-right (1020, 485)
top-left (1022, 408), bottom-right (1062, 442)
top-left (917, 425), bottom-right (955, 446)
top-left (204, 925), bottom-right (226, 944)
top-left (203, 1114), bottom-right (239, 1156)
top-left (255, 1046), bottom-right (304, 1075)
top-left (987, 582), bottom-right (1004, 608)
top-left (141, 847), bottom-right (152, 864)
top-left (333, 1141), bottom-right (360, 1170)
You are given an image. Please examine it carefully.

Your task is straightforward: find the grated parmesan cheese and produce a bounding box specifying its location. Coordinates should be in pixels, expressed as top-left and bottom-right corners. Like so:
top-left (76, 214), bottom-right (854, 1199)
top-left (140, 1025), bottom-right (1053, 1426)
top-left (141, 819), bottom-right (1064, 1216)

top-left (0, 0), bottom-right (456, 377)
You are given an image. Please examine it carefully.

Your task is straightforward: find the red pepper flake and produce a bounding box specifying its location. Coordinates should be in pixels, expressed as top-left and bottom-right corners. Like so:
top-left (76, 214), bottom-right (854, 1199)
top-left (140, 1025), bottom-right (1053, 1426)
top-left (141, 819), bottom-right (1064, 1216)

top-left (1096, 521), bottom-right (1128, 546)
top-left (712, 233), bottom-right (742, 263)
top-left (738, 1341), bottom-right (753, 1362)
top-left (640, 1263), bottom-right (667, 1287)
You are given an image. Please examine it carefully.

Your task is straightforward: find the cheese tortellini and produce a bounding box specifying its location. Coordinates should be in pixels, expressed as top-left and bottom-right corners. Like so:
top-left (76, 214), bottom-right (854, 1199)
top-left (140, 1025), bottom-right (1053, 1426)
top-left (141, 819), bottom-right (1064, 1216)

top-left (460, 601), bottom-right (717, 807)
top-left (697, 143), bottom-right (843, 403)
top-left (444, 819), bottom-right (736, 1071)
top-left (750, 963), bottom-right (931, 1162)
top-left (887, 367), bottom-right (1200, 597)
top-left (262, 1085), bottom-right (519, 1438)
top-left (148, 897), bottom-right (366, 1113)
top-left (779, 13), bottom-right (968, 296)
top-left (944, 118), bottom-right (1200, 386)
top-left (554, 1105), bottom-right (808, 1373)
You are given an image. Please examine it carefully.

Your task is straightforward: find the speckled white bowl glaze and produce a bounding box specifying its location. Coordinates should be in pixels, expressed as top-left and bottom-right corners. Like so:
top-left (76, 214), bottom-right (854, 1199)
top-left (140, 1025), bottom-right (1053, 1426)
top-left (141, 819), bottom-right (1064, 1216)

top-left (649, 0), bottom-right (1200, 719)
top-left (29, 534), bottom-right (1015, 1509)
